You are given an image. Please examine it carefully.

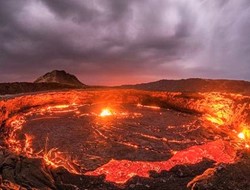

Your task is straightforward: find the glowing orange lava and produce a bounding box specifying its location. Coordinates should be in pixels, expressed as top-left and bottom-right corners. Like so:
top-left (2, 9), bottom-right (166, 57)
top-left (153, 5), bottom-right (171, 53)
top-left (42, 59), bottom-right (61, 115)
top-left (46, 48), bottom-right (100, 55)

top-left (137, 103), bottom-right (161, 110)
top-left (5, 104), bottom-right (82, 174)
top-left (201, 93), bottom-right (250, 145)
top-left (100, 108), bottom-right (113, 117)
top-left (238, 128), bottom-right (250, 140)
top-left (238, 132), bottom-right (245, 139)
top-left (205, 115), bottom-right (224, 125)
top-left (237, 128), bottom-right (250, 149)
top-left (42, 148), bottom-right (80, 174)
top-left (86, 140), bottom-right (236, 184)
top-left (49, 104), bottom-right (70, 109)
top-left (2, 90), bottom-right (249, 186)
top-left (203, 93), bottom-right (234, 126)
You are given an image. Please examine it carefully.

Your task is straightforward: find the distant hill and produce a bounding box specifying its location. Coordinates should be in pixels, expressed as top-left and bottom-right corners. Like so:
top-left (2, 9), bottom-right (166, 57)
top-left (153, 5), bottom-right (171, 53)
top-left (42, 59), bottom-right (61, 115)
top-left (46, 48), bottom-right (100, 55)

top-left (0, 82), bottom-right (83, 95)
top-left (34, 70), bottom-right (85, 87)
top-left (0, 70), bottom-right (87, 95)
top-left (1, 73), bottom-right (250, 95)
top-left (121, 78), bottom-right (250, 94)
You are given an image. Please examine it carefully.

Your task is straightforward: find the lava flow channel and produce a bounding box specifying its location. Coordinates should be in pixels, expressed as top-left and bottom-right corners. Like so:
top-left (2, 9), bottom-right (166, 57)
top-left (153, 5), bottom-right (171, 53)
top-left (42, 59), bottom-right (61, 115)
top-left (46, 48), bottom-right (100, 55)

top-left (85, 140), bottom-right (236, 184)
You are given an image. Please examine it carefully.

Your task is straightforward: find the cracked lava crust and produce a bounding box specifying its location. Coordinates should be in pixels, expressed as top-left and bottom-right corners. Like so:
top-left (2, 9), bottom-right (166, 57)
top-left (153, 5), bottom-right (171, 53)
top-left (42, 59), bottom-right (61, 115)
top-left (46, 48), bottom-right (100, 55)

top-left (0, 89), bottom-right (250, 189)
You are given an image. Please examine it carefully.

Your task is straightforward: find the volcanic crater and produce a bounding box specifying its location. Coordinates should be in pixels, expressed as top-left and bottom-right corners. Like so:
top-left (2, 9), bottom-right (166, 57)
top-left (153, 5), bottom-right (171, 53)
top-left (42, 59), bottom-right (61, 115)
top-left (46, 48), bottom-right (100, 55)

top-left (1, 89), bottom-right (250, 189)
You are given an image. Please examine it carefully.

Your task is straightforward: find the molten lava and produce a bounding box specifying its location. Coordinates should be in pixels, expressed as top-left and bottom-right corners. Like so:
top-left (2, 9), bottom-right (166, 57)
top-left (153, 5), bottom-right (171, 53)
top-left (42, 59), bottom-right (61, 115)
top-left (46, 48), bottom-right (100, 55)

top-left (42, 148), bottom-right (80, 174)
top-left (238, 132), bottom-right (245, 139)
top-left (86, 140), bottom-right (236, 184)
top-left (4, 104), bottom-right (82, 174)
top-left (237, 128), bottom-right (250, 149)
top-left (238, 128), bottom-right (250, 140)
top-left (1, 90), bottom-right (249, 187)
top-left (203, 93), bottom-right (234, 126)
top-left (137, 103), bottom-right (161, 110)
top-left (100, 108), bottom-right (113, 117)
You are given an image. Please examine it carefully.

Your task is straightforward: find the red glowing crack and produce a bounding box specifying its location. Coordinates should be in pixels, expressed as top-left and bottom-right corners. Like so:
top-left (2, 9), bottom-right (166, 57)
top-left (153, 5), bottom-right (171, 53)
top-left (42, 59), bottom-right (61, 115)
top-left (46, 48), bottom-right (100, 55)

top-left (85, 140), bottom-right (236, 184)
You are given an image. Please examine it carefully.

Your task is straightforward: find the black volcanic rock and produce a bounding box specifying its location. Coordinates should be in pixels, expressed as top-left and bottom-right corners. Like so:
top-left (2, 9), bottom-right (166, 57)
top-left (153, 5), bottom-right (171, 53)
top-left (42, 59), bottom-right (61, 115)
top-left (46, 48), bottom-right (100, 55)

top-left (34, 70), bottom-right (85, 87)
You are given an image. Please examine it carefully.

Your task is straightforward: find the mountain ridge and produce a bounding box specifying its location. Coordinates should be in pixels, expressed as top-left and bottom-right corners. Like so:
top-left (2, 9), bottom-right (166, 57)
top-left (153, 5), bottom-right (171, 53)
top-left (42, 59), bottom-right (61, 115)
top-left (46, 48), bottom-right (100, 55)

top-left (120, 78), bottom-right (250, 94)
top-left (1, 70), bottom-right (250, 95)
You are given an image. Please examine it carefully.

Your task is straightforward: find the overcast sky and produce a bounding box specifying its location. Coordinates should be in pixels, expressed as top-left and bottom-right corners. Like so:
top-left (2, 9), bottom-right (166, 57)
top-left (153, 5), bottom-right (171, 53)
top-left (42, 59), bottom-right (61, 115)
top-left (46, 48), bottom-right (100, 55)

top-left (0, 0), bottom-right (249, 85)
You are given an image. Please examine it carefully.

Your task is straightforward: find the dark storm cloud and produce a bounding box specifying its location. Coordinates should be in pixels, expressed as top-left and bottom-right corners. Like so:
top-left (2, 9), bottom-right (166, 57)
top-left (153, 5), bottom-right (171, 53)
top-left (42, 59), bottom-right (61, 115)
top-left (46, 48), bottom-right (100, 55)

top-left (0, 0), bottom-right (249, 85)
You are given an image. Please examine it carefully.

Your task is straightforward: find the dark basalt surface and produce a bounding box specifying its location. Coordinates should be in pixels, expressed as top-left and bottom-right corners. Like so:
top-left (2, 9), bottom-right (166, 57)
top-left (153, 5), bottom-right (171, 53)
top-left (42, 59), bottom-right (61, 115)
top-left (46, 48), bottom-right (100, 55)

top-left (18, 104), bottom-right (213, 171)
